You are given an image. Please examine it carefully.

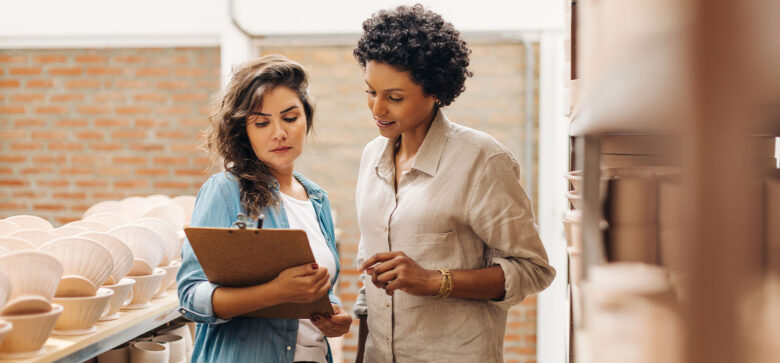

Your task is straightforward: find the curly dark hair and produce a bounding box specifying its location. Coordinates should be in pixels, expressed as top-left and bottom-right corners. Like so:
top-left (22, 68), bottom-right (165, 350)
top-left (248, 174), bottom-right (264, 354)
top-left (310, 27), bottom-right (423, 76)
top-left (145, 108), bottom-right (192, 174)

top-left (203, 54), bottom-right (314, 217)
top-left (354, 4), bottom-right (472, 106)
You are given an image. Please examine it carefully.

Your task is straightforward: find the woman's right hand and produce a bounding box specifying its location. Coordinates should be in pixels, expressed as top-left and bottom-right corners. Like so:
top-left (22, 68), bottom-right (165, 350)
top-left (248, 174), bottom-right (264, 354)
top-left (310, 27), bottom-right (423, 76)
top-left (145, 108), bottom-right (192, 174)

top-left (272, 263), bottom-right (331, 303)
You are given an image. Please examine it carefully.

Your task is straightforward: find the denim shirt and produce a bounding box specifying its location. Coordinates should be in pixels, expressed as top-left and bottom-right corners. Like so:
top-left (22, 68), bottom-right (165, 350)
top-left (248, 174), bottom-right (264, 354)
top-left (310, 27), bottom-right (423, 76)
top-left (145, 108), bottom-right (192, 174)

top-left (177, 171), bottom-right (341, 363)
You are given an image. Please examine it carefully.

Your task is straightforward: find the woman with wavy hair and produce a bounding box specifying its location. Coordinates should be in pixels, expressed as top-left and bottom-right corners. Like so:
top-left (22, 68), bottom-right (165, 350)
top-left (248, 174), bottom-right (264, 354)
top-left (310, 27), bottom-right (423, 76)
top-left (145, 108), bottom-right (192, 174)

top-left (177, 54), bottom-right (351, 363)
top-left (351, 5), bottom-right (556, 363)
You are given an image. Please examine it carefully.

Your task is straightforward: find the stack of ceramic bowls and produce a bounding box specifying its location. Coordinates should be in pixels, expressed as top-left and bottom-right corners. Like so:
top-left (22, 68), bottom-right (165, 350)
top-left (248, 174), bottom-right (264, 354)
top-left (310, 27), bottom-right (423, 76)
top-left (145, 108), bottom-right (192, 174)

top-left (582, 263), bottom-right (682, 363)
top-left (78, 232), bottom-right (136, 321)
top-left (0, 251), bottom-right (64, 358)
top-left (110, 226), bottom-right (166, 310)
top-left (39, 237), bottom-right (114, 335)
top-left (1, 216), bottom-right (57, 248)
top-left (130, 218), bottom-right (182, 299)
top-left (563, 170), bottom-right (608, 285)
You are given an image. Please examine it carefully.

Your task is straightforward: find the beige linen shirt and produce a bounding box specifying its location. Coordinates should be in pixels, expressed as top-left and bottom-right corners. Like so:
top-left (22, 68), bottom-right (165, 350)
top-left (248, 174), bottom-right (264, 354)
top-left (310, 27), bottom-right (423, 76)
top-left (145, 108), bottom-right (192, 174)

top-left (353, 111), bottom-right (556, 363)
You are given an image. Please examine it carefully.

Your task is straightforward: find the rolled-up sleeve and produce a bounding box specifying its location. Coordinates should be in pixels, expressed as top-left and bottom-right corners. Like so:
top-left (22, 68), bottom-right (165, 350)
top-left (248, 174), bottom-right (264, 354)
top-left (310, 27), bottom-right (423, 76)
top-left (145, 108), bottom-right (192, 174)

top-left (467, 153), bottom-right (556, 310)
top-left (176, 175), bottom-right (235, 324)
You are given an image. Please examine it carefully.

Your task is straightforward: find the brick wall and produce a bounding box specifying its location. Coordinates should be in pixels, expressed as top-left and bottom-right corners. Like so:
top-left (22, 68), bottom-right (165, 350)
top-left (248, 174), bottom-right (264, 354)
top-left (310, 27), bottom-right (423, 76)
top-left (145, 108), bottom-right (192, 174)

top-left (0, 42), bottom-right (540, 362)
top-left (0, 48), bottom-right (220, 224)
top-left (260, 42), bottom-right (540, 363)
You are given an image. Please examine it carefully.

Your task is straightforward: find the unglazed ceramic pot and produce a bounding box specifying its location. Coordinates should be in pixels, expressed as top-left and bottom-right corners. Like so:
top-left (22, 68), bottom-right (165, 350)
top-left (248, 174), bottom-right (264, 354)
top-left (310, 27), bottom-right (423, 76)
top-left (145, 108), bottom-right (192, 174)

top-left (7, 229), bottom-right (55, 247)
top-left (0, 236), bottom-right (34, 252)
top-left (153, 261), bottom-right (181, 299)
top-left (83, 201), bottom-right (127, 220)
top-left (0, 221), bottom-right (21, 236)
top-left (171, 195), bottom-right (196, 227)
top-left (65, 219), bottom-right (111, 232)
top-left (0, 251), bottom-right (62, 315)
top-left (131, 218), bottom-right (180, 267)
top-left (142, 204), bottom-right (185, 232)
top-left (100, 278), bottom-right (135, 321)
top-left (109, 225), bottom-right (165, 276)
top-left (129, 341), bottom-right (169, 363)
top-left (52, 288), bottom-right (113, 335)
top-left (3, 215), bottom-right (53, 231)
top-left (86, 213), bottom-right (131, 229)
top-left (0, 303), bottom-right (63, 359)
top-left (39, 237), bottom-right (113, 298)
top-left (122, 268), bottom-right (165, 310)
top-left (48, 226), bottom-right (88, 238)
top-left (78, 231), bottom-right (134, 285)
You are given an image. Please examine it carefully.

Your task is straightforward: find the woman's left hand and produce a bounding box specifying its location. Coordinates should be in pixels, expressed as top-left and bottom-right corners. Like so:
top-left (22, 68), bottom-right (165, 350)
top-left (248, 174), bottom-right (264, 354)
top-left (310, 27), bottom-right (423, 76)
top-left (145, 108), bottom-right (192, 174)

top-left (311, 304), bottom-right (352, 337)
top-left (359, 251), bottom-right (440, 297)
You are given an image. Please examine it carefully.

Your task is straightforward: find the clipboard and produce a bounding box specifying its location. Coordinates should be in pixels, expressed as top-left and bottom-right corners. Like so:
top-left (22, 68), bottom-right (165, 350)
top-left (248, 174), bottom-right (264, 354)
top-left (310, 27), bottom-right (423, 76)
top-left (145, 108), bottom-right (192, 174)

top-left (184, 227), bottom-right (334, 319)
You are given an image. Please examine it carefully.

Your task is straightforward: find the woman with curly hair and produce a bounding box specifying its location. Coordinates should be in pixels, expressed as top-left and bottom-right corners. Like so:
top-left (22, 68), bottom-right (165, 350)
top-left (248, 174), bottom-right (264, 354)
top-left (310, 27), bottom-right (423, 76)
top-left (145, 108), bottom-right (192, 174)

top-left (351, 5), bottom-right (556, 362)
top-left (177, 54), bottom-right (351, 363)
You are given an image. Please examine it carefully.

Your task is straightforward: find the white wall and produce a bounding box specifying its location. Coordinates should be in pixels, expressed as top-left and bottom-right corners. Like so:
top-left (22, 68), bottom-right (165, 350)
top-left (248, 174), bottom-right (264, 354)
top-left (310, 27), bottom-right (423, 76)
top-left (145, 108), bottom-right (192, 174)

top-left (0, 0), bottom-right (562, 46)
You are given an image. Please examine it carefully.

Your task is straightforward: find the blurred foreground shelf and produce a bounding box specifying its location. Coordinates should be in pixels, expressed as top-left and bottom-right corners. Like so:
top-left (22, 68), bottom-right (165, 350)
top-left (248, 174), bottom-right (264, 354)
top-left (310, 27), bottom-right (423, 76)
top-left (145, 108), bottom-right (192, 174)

top-left (0, 293), bottom-right (179, 363)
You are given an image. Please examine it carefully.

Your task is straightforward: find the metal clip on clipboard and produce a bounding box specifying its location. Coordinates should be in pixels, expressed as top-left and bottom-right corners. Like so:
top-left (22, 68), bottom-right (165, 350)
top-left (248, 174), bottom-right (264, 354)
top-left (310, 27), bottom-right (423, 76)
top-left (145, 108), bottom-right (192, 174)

top-left (231, 213), bottom-right (265, 230)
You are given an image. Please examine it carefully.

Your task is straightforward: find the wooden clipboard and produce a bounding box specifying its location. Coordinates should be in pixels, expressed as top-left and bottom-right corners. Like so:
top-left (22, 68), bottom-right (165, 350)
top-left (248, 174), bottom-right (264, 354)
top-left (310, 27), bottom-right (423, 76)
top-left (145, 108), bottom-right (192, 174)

top-left (184, 227), bottom-right (334, 319)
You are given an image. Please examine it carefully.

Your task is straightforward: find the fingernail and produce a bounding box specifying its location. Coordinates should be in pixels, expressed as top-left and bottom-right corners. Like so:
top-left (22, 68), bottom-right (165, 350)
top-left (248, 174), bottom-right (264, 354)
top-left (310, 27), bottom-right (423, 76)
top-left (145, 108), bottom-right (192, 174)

top-left (312, 263), bottom-right (318, 269)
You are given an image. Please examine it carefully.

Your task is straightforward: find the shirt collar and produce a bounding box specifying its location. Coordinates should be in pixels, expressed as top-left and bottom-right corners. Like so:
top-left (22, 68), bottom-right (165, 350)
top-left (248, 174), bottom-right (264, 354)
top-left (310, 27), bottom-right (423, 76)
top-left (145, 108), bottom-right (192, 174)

top-left (269, 171), bottom-right (326, 201)
top-left (374, 109), bottom-right (449, 179)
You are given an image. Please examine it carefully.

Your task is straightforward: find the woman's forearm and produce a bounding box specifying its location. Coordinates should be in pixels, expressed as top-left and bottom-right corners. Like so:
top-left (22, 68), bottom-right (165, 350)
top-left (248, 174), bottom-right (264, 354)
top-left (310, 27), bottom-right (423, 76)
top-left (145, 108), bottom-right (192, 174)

top-left (446, 265), bottom-right (506, 300)
top-left (212, 281), bottom-right (287, 320)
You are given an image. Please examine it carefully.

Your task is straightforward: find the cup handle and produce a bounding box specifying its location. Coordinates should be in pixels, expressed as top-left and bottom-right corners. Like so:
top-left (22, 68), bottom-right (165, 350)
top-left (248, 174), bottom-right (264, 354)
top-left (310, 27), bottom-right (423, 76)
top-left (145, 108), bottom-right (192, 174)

top-left (101, 298), bottom-right (112, 317)
top-left (123, 287), bottom-right (134, 306)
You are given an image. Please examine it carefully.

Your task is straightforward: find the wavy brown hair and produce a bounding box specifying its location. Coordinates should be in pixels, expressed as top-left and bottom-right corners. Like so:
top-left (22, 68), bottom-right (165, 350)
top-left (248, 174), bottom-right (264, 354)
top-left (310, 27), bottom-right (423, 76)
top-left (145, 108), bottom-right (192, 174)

top-left (203, 54), bottom-right (314, 218)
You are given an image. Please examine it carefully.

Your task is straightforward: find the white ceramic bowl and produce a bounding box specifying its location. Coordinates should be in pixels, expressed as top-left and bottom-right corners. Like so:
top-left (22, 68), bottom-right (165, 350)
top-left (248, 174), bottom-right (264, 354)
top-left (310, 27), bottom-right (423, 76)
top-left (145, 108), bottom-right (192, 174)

top-left (49, 226), bottom-right (88, 238)
top-left (0, 251), bottom-right (62, 315)
top-left (99, 278), bottom-right (135, 321)
top-left (52, 287), bottom-right (113, 335)
top-left (144, 194), bottom-right (171, 208)
top-left (122, 268), bottom-right (165, 310)
top-left (7, 229), bottom-right (56, 247)
top-left (85, 212), bottom-right (131, 229)
top-left (0, 270), bottom-right (11, 309)
top-left (65, 219), bottom-right (111, 232)
top-left (171, 195), bottom-right (196, 226)
top-left (120, 196), bottom-right (149, 220)
top-left (82, 201), bottom-right (127, 219)
top-left (39, 237), bottom-right (113, 297)
top-left (109, 225), bottom-right (165, 275)
top-left (77, 231), bottom-right (134, 285)
top-left (130, 341), bottom-right (169, 363)
top-left (131, 218), bottom-right (180, 266)
top-left (0, 221), bottom-right (21, 236)
top-left (0, 303), bottom-right (63, 359)
top-left (141, 204), bottom-right (185, 232)
top-left (0, 236), bottom-right (36, 252)
top-left (154, 261), bottom-right (181, 299)
top-left (3, 216), bottom-right (53, 231)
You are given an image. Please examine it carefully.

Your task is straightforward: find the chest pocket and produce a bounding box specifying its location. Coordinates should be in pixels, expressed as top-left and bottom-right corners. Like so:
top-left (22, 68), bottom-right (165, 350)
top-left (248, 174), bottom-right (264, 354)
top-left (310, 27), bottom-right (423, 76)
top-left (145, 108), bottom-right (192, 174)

top-left (393, 230), bottom-right (463, 309)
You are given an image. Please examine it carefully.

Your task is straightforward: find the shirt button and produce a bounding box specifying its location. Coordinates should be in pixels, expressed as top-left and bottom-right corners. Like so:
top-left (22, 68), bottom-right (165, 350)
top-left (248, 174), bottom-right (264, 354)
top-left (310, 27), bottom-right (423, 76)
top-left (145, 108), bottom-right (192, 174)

top-left (384, 226), bottom-right (388, 232)
top-left (286, 346), bottom-right (292, 351)
top-left (385, 303), bottom-right (390, 308)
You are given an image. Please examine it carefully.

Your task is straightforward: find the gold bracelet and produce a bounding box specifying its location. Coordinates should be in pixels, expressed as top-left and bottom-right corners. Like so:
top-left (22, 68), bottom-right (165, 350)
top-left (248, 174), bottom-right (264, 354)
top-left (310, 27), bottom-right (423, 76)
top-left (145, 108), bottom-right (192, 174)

top-left (434, 268), bottom-right (453, 298)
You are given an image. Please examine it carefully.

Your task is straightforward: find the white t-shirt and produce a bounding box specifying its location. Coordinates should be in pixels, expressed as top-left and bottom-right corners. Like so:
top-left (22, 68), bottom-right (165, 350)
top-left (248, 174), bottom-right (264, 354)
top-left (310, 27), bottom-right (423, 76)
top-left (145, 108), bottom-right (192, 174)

top-left (281, 192), bottom-right (337, 363)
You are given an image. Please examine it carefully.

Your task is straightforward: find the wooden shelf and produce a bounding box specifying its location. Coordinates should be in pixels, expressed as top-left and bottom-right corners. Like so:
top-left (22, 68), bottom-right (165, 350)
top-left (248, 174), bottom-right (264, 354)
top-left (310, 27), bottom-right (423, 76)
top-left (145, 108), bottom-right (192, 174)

top-left (0, 291), bottom-right (180, 363)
